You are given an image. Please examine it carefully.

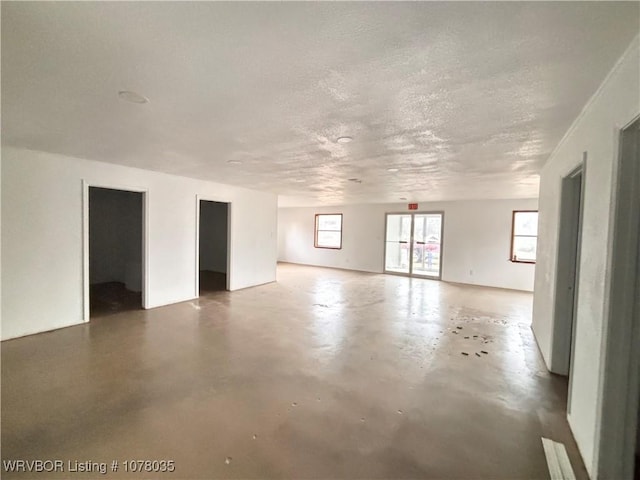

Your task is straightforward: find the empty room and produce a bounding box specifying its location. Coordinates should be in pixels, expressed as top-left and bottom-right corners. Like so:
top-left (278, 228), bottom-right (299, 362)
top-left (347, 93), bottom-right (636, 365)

top-left (1, 2), bottom-right (639, 479)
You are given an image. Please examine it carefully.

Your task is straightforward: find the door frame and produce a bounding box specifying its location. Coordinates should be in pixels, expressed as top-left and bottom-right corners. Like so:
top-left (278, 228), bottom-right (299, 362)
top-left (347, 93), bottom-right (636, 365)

top-left (551, 159), bottom-right (586, 382)
top-left (383, 211), bottom-right (445, 280)
top-left (194, 195), bottom-right (232, 296)
top-left (595, 115), bottom-right (640, 478)
top-left (82, 180), bottom-right (150, 322)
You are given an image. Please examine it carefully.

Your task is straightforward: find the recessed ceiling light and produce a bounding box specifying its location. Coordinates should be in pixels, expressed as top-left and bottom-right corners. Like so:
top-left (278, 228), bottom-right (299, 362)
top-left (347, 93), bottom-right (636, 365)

top-left (118, 90), bottom-right (149, 104)
top-left (400, 197), bottom-right (407, 201)
top-left (348, 178), bottom-right (362, 183)
top-left (387, 168), bottom-right (399, 172)
top-left (227, 160), bottom-right (242, 165)
top-left (291, 178), bottom-right (306, 183)
top-left (336, 136), bottom-right (353, 144)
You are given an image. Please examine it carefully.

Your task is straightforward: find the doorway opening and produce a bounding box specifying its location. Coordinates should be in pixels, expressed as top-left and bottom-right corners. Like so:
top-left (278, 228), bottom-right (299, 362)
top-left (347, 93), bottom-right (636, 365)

top-left (384, 212), bottom-right (443, 279)
top-left (596, 116), bottom-right (640, 479)
top-left (630, 123), bottom-right (640, 480)
top-left (635, 247), bottom-right (640, 480)
top-left (552, 161), bottom-right (585, 408)
top-left (197, 199), bottom-right (229, 295)
top-left (88, 187), bottom-right (144, 318)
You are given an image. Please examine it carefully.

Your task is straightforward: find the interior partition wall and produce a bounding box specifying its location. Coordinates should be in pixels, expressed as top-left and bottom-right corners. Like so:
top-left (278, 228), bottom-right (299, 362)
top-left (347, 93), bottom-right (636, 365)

top-left (384, 212), bottom-right (444, 279)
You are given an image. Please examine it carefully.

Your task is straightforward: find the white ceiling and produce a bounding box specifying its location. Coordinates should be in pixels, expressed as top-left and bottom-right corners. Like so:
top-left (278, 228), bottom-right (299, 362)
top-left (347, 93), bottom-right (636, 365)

top-left (2, 2), bottom-right (638, 206)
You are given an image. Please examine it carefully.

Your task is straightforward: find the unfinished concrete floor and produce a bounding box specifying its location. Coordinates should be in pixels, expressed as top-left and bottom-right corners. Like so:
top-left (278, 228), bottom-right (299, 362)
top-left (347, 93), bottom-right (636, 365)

top-left (199, 270), bottom-right (227, 294)
top-left (2, 264), bottom-right (587, 479)
top-left (90, 282), bottom-right (142, 318)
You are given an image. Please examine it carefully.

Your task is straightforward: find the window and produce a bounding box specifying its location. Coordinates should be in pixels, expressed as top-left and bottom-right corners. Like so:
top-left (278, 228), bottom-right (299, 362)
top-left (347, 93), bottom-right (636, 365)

top-left (511, 210), bottom-right (538, 263)
top-left (315, 214), bottom-right (342, 249)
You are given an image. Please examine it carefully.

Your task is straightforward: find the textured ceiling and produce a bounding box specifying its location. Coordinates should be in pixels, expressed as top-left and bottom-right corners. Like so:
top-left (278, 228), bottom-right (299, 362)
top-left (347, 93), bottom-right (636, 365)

top-left (2, 2), bottom-right (638, 206)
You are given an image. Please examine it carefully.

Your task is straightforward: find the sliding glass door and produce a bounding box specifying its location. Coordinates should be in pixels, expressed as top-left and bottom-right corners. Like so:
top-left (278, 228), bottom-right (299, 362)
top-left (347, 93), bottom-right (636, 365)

top-left (384, 214), bottom-right (412, 274)
top-left (412, 214), bottom-right (443, 277)
top-left (384, 212), bottom-right (443, 279)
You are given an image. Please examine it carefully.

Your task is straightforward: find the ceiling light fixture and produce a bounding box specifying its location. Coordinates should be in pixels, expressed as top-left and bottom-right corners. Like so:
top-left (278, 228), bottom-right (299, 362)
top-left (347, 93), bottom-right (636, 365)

top-left (118, 90), bottom-right (149, 104)
top-left (348, 178), bottom-right (362, 184)
top-left (227, 160), bottom-right (242, 165)
top-left (387, 168), bottom-right (399, 172)
top-left (400, 197), bottom-right (407, 201)
top-left (336, 136), bottom-right (353, 144)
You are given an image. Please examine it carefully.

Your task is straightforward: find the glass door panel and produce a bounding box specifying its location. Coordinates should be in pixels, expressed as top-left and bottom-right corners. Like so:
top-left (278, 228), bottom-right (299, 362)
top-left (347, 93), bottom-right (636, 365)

top-left (384, 214), bottom-right (412, 274)
top-left (412, 213), bottom-right (442, 278)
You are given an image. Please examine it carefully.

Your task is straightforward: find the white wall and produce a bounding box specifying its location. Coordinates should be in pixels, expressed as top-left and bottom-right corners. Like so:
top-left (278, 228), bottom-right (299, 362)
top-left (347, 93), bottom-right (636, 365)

top-left (278, 198), bottom-right (538, 291)
top-left (199, 200), bottom-right (228, 274)
top-left (89, 188), bottom-right (143, 289)
top-left (1, 147), bottom-right (278, 340)
top-left (532, 36), bottom-right (639, 477)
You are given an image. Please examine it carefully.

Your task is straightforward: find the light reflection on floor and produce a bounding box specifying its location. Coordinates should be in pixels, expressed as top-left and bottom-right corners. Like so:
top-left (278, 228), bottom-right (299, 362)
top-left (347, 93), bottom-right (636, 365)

top-left (1, 263), bottom-right (588, 480)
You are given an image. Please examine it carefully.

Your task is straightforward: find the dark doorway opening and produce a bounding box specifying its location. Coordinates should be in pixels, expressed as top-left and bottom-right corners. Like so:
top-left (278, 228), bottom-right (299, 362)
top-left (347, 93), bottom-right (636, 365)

top-left (89, 187), bottom-right (144, 317)
top-left (552, 161), bottom-right (585, 410)
top-left (636, 233), bottom-right (640, 480)
top-left (636, 385), bottom-right (640, 480)
top-left (199, 200), bottom-right (229, 294)
top-left (594, 117), bottom-right (639, 478)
